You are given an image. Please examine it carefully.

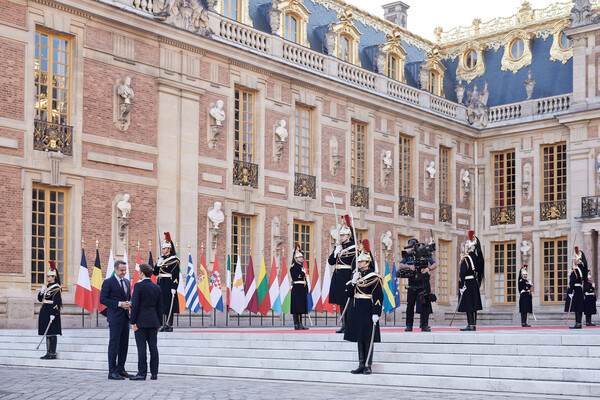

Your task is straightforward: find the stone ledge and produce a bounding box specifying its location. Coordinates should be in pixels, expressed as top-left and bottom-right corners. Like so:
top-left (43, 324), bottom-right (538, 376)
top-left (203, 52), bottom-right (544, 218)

top-left (87, 151), bottom-right (154, 171)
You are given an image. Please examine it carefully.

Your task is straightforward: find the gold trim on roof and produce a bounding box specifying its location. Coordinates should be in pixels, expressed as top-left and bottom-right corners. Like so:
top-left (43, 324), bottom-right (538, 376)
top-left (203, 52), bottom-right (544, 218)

top-left (455, 41), bottom-right (487, 84)
top-left (549, 20), bottom-right (573, 64)
top-left (501, 30), bottom-right (534, 74)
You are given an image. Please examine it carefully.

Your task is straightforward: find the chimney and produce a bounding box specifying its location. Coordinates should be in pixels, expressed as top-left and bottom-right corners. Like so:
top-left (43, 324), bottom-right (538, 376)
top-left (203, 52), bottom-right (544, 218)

top-left (382, 1), bottom-right (409, 29)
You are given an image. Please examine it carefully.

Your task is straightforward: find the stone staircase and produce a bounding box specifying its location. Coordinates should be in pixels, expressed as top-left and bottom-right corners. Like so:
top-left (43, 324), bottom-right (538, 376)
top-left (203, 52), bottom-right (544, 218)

top-left (0, 327), bottom-right (599, 397)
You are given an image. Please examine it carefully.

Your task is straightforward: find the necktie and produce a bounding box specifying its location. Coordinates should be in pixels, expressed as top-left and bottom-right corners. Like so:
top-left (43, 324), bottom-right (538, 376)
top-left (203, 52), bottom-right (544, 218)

top-left (120, 279), bottom-right (127, 298)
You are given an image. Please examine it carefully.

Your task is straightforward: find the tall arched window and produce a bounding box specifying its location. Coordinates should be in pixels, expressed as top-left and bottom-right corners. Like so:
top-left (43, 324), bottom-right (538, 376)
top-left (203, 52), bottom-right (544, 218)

top-left (338, 35), bottom-right (351, 63)
top-left (284, 13), bottom-right (299, 43)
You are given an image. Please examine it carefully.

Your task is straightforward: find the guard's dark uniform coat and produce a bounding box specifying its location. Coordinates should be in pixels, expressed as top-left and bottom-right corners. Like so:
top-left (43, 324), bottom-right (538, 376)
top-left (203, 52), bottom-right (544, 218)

top-left (290, 260), bottom-right (308, 314)
top-left (38, 283), bottom-right (62, 336)
top-left (344, 267), bottom-right (383, 343)
top-left (564, 265), bottom-right (585, 313)
top-left (153, 255), bottom-right (180, 315)
top-left (518, 278), bottom-right (533, 314)
top-left (458, 255), bottom-right (482, 312)
top-left (327, 240), bottom-right (356, 307)
top-left (584, 281), bottom-right (597, 315)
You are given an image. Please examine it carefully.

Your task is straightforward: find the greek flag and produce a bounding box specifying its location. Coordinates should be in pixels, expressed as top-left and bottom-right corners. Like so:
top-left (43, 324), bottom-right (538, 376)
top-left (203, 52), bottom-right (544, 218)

top-left (185, 253), bottom-right (200, 313)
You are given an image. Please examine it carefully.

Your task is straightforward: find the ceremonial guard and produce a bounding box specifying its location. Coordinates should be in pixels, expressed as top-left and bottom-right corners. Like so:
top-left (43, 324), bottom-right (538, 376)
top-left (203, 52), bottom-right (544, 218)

top-left (518, 266), bottom-right (533, 327)
top-left (458, 231), bottom-right (484, 331)
top-left (153, 232), bottom-right (180, 332)
top-left (565, 247), bottom-right (586, 329)
top-left (290, 245), bottom-right (309, 330)
top-left (584, 269), bottom-right (596, 327)
top-left (38, 261), bottom-right (62, 359)
top-left (328, 215), bottom-right (356, 333)
top-left (344, 240), bottom-right (383, 375)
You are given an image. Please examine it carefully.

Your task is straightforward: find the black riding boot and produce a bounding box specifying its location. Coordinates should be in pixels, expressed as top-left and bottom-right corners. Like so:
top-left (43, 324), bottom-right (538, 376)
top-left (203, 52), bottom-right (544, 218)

top-left (166, 313), bottom-right (174, 332)
top-left (336, 313), bottom-right (346, 333)
top-left (363, 341), bottom-right (373, 375)
top-left (40, 337), bottom-right (51, 359)
top-left (351, 342), bottom-right (365, 374)
top-left (521, 312), bottom-right (531, 327)
top-left (47, 336), bottom-right (57, 359)
top-left (160, 315), bottom-right (168, 332)
top-left (586, 314), bottom-right (596, 326)
top-left (461, 312), bottom-right (476, 331)
top-left (570, 312), bottom-right (583, 329)
top-left (293, 313), bottom-right (300, 330)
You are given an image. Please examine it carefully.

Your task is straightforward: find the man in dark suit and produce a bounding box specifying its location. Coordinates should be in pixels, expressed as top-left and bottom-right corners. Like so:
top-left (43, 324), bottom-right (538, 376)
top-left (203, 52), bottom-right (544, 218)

top-left (100, 260), bottom-right (132, 380)
top-left (130, 263), bottom-right (163, 381)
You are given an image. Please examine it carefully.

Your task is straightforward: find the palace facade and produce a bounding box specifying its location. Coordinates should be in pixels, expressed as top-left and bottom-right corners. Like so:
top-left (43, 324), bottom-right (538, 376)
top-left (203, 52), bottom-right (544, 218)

top-left (1, 0), bottom-right (599, 328)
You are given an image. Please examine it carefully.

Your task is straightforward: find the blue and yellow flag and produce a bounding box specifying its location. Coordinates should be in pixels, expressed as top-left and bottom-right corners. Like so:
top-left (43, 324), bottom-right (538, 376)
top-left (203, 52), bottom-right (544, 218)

top-left (383, 261), bottom-right (396, 313)
top-left (390, 262), bottom-right (400, 313)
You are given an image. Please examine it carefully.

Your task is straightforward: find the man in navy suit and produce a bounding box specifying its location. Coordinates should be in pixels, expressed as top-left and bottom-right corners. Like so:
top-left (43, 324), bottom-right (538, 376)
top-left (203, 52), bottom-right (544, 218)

top-left (100, 260), bottom-right (132, 380)
top-left (130, 263), bottom-right (163, 380)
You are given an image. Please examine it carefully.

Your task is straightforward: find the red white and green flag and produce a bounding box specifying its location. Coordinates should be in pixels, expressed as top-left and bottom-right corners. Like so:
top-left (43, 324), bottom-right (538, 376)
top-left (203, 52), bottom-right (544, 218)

top-left (269, 256), bottom-right (282, 314)
top-left (279, 255), bottom-right (291, 314)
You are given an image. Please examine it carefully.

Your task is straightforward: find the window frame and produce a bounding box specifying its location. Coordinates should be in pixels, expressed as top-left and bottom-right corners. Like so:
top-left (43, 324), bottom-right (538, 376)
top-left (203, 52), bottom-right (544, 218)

top-left (492, 241), bottom-right (517, 305)
top-left (351, 121), bottom-right (367, 186)
top-left (283, 13), bottom-right (299, 43)
top-left (398, 135), bottom-right (412, 197)
top-left (541, 142), bottom-right (567, 203)
top-left (294, 105), bottom-right (312, 175)
top-left (437, 240), bottom-right (450, 305)
top-left (231, 213), bottom-right (253, 279)
top-left (541, 237), bottom-right (568, 305)
top-left (234, 88), bottom-right (255, 163)
top-left (439, 147), bottom-right (450, 204)
top-left (35, 29), bottom-right (71, 125)
top-left (493, 150), bottom-right (516, 207)
top-left (293, 221), bottom-right (312, 270)
top-left (463, 49), bottom-right (478, 70)
top-left (31, 185), bottom-right (69, 288)
top-left (510, 38), bottom-right (525, 60)
top-left (222, 0), bottom-right (242, 21)
top-left (338, 34), bottom-right (352, 63)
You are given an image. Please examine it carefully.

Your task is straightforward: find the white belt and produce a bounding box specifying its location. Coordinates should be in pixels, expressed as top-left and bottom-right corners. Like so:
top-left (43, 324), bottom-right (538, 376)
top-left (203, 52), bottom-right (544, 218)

top-left (520, 290), bottom-right (529, 294)
top-left (586, 293), bottom-right (595, 296)
top-left (574, 284), bottom-right (582, 287)
top-left (43, 300), bottom-right (54, 304)
top-left (336, 265), bottom-right (351, 270)
top-left (293, 281), bottom-right (306, 285)
top-left (159, 273), bottom-right (172, 278)
top-left (465, 276), bottom-right (475, 280)
top-left (354, 293), bottom-right (372, 299)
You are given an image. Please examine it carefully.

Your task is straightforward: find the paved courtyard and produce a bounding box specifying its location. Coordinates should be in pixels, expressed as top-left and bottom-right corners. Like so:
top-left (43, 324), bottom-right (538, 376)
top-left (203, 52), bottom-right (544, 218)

top-left (0, 366), bottom-right (581, 400)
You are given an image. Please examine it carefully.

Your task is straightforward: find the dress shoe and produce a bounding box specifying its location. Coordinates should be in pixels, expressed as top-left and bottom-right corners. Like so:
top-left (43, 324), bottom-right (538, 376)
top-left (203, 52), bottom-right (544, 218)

top-left (301, 325), bottom-right (309, 330)
top-left (350, 364), bottom-right (365, 374)
top-left (165, 325), bottom-right (173, 332)
top-left (294, 324), bottom-right (300, 330)
top-left (460, 325), bottom-right (476, 331)
top-left (522, 323), bottom-right (531, 327)
top-left (150, 375), bottom-right (158, 380)
top-left (335, 326), bottom-right (345, 333)
top-left (420, 325), bottom-right (431, 332)
top-left (108, 372), bottom-right (125, 380)
top-left (159, 325), bottom-right (167, 332)
top-left (362, 366), bottom-right (372, 375)
top-left (586, 323), bottom-right (596, 326)
top-left (47, 354), bottom-right (56, 359)
top-left (119, 370), bottom-right (132, 378)
top-left (405, 326), bottom-right (412, 332)
top-left (40, 353), bottom-right (51, 359)
top-left (130, 375), bottom-right (146, 381)
top-left (569, 324), bottom-right (582, 329)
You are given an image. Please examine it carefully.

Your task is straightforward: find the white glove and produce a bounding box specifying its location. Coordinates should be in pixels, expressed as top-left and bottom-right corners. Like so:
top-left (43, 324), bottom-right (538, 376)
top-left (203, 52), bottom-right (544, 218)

top-left (351, 272), bottom-right (360, 284)
top-left (334, 245), bottom-right (342, 257)
top-left (40, 285), bottom-right (47, 293)
top-left (372, 314), bottom-right (379, 324)
top-left (171, 289), bottom-right (176, 295)
top-left (527, 280), bottom-right (532, 286)
top-left (459, 286), bottom-right (466, 295)
top-left (568, 293), bottom-right (574, 299)
top-left (50, 315), bottom-right (55, 321)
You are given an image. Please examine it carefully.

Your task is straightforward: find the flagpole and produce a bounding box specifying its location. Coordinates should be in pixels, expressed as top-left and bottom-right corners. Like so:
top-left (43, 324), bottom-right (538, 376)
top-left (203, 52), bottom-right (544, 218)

top-left (81, 238), bottom-right (85, 328)
top-left (96, 239), bottom-right (99, 328)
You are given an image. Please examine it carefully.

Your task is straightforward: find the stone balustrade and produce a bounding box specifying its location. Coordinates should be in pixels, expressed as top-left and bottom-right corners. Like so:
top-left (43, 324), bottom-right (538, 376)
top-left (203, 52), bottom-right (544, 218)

top-left (110, 0), bottom-right (575, 129)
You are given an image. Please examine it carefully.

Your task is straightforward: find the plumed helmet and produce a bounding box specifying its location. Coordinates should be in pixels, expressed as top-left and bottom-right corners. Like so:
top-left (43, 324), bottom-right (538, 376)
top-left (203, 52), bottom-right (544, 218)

top-left (294, 244), bottom-right (304, 259)
top-left (357, 239), bottom-right (373, 264)
top-left (162, 232), bottom-right (172, 249)
top-left (47, 260), bottom-right (61, 285)
top-left (519, 265), bottom-right (528, 279)
top-left (339, 214), bottom-right (352, 236)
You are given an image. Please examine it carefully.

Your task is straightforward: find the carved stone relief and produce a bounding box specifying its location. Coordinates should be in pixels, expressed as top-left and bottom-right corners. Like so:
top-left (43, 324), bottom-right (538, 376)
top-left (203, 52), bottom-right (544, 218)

top-left (114, 76), bottom-right (134, 131)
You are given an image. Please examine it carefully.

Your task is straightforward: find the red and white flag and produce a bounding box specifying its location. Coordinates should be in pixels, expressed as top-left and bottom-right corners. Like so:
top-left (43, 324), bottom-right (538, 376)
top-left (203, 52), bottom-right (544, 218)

top-left (321, 261), bottom-right (335, 313)
top-left (311, 257), bottom-right (323, 313)
top-left (74, 249), bottom-right (94, 313)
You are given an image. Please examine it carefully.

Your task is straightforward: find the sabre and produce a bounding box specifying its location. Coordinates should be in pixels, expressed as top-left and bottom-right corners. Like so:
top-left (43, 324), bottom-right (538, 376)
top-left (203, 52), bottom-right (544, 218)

top-left (36, 317), bottom-right (53, 350)
top-left (449, 290), bottom-right (464, 327)
top-left (531, 310), bottom-right (537, 322)
top-left (565, 291), bottom-right (573, 325)
top-left (166, 291), bottom-right (175, 329)
top-left (339, 210), bottom-right (360, 323)
top-left (330, 190), bottom-right (340, 245)
top-left (337, 298), bottom-right (350, 324)
top-left (366, 318), bottom-right (377, 368)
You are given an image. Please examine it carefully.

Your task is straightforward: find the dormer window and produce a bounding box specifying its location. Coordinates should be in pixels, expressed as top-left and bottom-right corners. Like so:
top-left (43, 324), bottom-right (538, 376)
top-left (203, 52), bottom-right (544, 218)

top-left (219, 0), bottom-right (251, 25)
top-left (271, 0), bottom-right (310, 46)
top-left (284, 13), bottom-right (298, 43)
top-left (463, 49), bottom-right (477, 70)
top-left (510, 38), bottom-right (525, 60)
top-left (325, 6), bottom-right (362, 66)
top-left (559, 32), bottom-right (572, 50)
top-left (387, 54), bottom-right (400, 80)
top-left (377, 28), bottom-right (407, 83)
top-left (223, 0), bottom-right (240, 20)
top-left (339, 35), bottom-right (352, 62)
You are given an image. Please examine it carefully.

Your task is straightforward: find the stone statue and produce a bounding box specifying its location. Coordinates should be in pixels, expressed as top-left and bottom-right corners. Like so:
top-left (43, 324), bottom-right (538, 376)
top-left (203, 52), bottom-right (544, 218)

top-left (382, 231), bottom-right (392, 251)
top-left (117, 76), bottom-right (134, 104)
top-left (455, 79), bottom-right (466, 104)
top-left (570, 0), bottom-right (596, 27)
top-left (154, 0), bottom-right (175, 19)
top-left (268, 4), bottom-right (282, 35)
top-left (465, 81), bottom-right (490, 128)
top-left (210, 100), bottom-right (225, 126)
top-left (117, 194), bottom-right (131, 218)
top-left (208, 201), bottom-right (225, 229)
top-left (462, 170), bottom-right (471, 190)
top-left (524, 70), bottom-right (535, 100)
top-left (426, 161), bottom-right (436, 179)
top-left (520, 240), bottom-right (531, 257)
top-left (275, 119), bottom-right (288, 142)
top-left (383, 150), bottom-right (393, 169)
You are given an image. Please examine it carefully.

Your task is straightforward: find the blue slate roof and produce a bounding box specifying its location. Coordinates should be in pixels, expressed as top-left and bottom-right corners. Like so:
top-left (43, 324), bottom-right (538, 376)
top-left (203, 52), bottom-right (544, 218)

top-left (245, 0), bottom-right (572, 107)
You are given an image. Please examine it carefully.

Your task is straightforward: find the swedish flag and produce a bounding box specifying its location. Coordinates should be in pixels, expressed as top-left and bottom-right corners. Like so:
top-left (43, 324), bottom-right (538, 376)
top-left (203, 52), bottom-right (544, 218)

top-left (383, 261), bottom-right (396, 313)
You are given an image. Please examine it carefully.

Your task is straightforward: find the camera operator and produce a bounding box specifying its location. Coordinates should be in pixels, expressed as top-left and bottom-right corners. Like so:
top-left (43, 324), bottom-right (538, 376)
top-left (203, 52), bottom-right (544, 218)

top-left (397, 238), bottom-right (437, 332)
